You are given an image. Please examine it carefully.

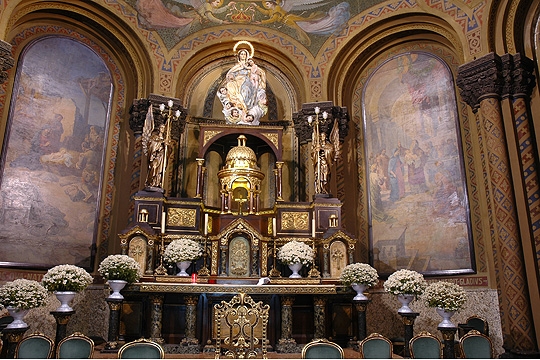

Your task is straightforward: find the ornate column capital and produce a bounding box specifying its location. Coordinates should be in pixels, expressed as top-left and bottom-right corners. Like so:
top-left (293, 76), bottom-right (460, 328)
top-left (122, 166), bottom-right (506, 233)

top-left (0, 40), bottom-right (14, 84)
top-left (292, 101), bottom-right (350, 144)
top-left (457, 53), bottom-right (504, 112)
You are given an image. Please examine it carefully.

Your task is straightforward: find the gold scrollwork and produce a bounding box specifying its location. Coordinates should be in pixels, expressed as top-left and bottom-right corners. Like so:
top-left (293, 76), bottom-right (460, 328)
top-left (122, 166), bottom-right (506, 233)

top-left (281, 212), bottom-right (309, 230)
top-left (167, 208), bottom-right (196, 227)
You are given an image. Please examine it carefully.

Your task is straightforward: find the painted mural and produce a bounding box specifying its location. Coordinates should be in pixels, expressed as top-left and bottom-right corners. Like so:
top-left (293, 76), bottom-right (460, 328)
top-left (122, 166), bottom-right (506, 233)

top-left (0, 37), bottom-right (112, 269)
top-left (129, 0), bottom-right (356, 52)
top-left (363, 52), bottom-right (474, 276)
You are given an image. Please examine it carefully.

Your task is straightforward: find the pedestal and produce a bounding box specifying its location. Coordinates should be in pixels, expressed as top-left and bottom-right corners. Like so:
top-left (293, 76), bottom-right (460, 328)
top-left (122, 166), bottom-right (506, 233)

top-left (313, 296), bottom-right (327, 340)
top-left (149, 294), bottom-right (164, 344)
top-left (50, 310), bottom-right (75, 351)
top-left (103, 298), bottom-right (123, 352)
top-left (399, 312), bottom-right (419, 358)
top-left (180, 295), bottom-right (201, 354)
top-left (354, 299), bottom-right (371, 342)
top-left (438, 326), bottom-right (457, 359)
top-left (276, 296), bottom-right (299, 353)
top-left (1, 326), bottom-right (28, 358)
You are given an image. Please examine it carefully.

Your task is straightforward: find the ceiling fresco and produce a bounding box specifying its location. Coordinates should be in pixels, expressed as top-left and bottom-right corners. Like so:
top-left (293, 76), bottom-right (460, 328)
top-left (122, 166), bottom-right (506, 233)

top-left (126, 0), bottom-right (380, 53)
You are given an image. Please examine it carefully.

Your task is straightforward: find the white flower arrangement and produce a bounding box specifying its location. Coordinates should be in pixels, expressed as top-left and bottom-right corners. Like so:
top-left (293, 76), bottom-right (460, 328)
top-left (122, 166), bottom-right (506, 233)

top-left (383, 269), bottom-right (427, 296)
top-left (423, 281), bottom-right (467, 312)
top-left (277, 240), bottom-right (314, 266)
top-left (0, 279), bottom-right (48, 310)
top-left (42, 264), bottom-right (93, 292)
top-left (98, 254), bottom-right (142, 284)
top-left (339, 263), bottom-right (379, 287)
top-left (163, 239), bottom-right (203, 263)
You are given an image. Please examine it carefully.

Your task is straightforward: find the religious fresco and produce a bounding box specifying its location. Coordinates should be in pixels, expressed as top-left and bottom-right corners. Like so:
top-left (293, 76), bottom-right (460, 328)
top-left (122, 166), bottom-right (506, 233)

top-left (363, 52), bottom-right (474, 277)
top-left (0, 37), bottom-right (112, 269)
top-left (129, 0), bottom-right (358, 52)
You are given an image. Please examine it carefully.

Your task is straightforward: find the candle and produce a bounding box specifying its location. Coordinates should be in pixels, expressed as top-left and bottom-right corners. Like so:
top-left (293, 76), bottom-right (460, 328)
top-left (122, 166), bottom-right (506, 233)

top-left (307, 115), bottom-right (313, 124)
top-left (204, 213), bottom-right (208, 236)
top-left (161, 211), bottom-right (166, 234)
top-left (323, 111), bottom-right (328, 119)
top-left (175, 110), bottom-right (181, 118)
top-left (315, 106), bottom-right (320, 114)
top-left (168, 99), bottom-right (173, 108)
top-left (312, 217), bottom-right (316, 238)
top-left (272, 218), bottom-right (277, 237)
top-left (159, 103), bottom-right (165, 112)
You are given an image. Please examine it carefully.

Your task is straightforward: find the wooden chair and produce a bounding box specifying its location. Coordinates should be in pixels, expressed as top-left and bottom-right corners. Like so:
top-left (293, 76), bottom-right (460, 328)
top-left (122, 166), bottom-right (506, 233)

top-left (56, 332), bottom-right (94, 358)
top-left (358, 333), bottom-right (393, 358)
top-left (15, 332), bottom-right (54, 359)
top-left (214, 292), bottom-right (270, 359)
top-left (302, 339), bottom-right (344, 358)
top-left (409, 331), bottom-right (442, 359)
top-left (117, 338), bottom-right (164, 359)
top-left (458, 315), bottom-right (489, 337)
top-left (459, 329), bottom-right (493, 358)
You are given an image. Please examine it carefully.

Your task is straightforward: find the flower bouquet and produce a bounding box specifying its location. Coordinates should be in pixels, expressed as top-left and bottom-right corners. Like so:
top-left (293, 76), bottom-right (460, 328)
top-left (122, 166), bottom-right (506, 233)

top-left (423, 281), bottom-right (467, 312)
top-left (98, 254), bottom-right (142, 284)
top-left (42, 264), bottom-right (94, 292)
top-left (339, 263), bottom-right (379, 287)
top-left (0, 278), bottom-right (48, 328)
top-left (340, 263), bottom-right (379, 301)
top-left (277, 240), bottom-right (314, 266)
top-left (163, 239), bottom-right (203, 264)
top-left (423, 281), bottom-right (467, 327)
top-left (383, 269), bottom-right (427, 313)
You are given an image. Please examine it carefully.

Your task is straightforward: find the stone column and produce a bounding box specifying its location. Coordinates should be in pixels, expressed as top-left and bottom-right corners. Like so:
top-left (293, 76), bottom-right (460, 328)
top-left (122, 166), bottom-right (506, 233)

top-left (276, 296), bottom-right (298, 353)
top-left (399, 312), bottom-right (419, 358)
top-left (179, 295), bottom-right (200, 353)
top-left (149, 294), bottom-right (164, 343)
top-left (354, 300), bottom-right (370, 342)
top-left (104, 299), bottom-right (123, 351)
top-left (1, 327), bottom-right (28, 359)
top-left (313, 296), bottom-right (327, 340)
top-left (438, 327), bottom-right (457, 359)
top-left (50, 310), bottom-right (75, 350)
top-left (457, 53), bottom-right (536, 351)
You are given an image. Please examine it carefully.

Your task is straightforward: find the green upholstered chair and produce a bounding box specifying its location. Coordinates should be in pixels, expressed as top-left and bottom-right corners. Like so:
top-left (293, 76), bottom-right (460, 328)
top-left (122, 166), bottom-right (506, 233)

top-left (459, 330), bottom-right (493, 358)
top-left (302, 339), bottom-right (344, 359)
top-left (359, 333), bottom-right (393, 359)
top-left (459, 315), bottom-right (489, 337)
top-left (117, 338), bottom-right (164, 359)
top-left (409, 331), bottom-right (442, 359)
top-left (56, 332), bottom-right (94, 359)
top-left (15, 332), bottom-right (54, 359)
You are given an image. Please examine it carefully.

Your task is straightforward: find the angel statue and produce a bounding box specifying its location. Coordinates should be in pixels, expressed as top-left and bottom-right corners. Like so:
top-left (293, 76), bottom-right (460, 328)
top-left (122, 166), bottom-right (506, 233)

top-left (142, 103), bottom-right (178, 190)
top-left (311, 116), bottom-right (340, 195)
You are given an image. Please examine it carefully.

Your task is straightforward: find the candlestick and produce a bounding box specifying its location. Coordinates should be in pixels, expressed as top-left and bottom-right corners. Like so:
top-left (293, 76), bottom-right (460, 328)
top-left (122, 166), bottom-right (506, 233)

top-left (161, 211), bottom-right (166, 234)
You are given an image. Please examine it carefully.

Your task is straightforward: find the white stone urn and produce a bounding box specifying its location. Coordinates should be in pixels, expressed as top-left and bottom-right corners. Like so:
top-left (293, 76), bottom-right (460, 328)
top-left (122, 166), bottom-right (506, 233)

top-left (107, 280), bottom-right (128, 300)
top-left (351, 283), bottom-right (368, 300)
top-left (54, 291), bottom-right (77, 312)
top-left (6, 307), bottom-right (29, 329)
top-left (176, 261), bottom-right (192, 276)
top-left (436, 307), bottom-right (457, 328)
top-left (397, 294), bottom-right (415, 313)
top-left (288, 263), bottom-right (303, 278)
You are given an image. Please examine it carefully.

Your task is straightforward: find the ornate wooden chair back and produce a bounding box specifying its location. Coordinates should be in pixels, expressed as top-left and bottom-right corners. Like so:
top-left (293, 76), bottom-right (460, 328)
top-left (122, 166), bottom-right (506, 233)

top-left (56, 332), bottom-right (94, 358)
top-left (302, 339), bottom-right (344, 358)
top-left (15, 332), bottom-right (54, 359)
top-left (409, 331), bottom-right (442, 358)
top-left (358, 333), bottom-right (393, 359)
top-left (459, 329), bottom-right (493, 358)
top-left (117, 338), bottom-right (164, 359)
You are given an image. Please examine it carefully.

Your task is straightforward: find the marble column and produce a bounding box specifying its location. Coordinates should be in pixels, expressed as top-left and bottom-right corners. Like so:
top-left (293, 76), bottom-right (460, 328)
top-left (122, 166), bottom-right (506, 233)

top-left (149, 294), bottom-right (164, 343)
top-left (195, 158), bottom-right (205, 198)
top-left (179, 295), bottom-right (201, 353)
top-left (313, 296), bottom-right (327, 340)
top-left (354, 299), bottom-right (370, 342)
top-left (276, 296), bottom-right (298, 353)
top-left (438, 327), bottom-right (457, 359)
top-left (103, 299), bottom-right (123, 352)
top-left (50, 310), bottom-right (75, 350)
top-left (457, 53), bottom-right (536, 351)
top-left (1, 327), bottom-right (28, 359)
top-left (399, 312), bottom-right (419, 358)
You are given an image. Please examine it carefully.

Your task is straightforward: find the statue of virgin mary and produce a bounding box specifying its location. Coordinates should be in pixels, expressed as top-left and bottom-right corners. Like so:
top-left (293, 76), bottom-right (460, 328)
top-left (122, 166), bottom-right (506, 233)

top-left (217, 41), bottom-right (267, 125)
